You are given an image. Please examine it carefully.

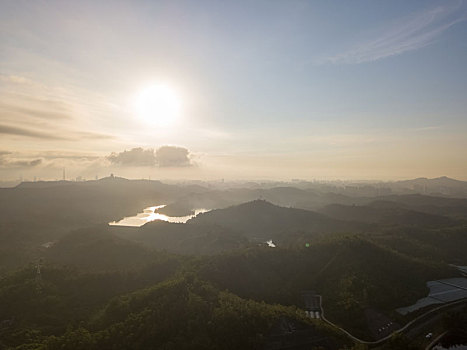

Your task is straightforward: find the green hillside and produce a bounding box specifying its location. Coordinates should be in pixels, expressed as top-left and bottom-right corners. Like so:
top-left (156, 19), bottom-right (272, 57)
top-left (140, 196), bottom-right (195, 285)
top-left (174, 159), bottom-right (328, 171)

top-left (0, 269), bottom-right (348, 350)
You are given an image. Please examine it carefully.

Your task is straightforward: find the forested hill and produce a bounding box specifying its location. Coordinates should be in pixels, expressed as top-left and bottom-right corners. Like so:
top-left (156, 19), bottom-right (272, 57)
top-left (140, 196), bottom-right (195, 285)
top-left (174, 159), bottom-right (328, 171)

top-left (0, 177), bottom-right (208, 228)
top-left (1, 178), bottom-right (467, 348)
top-left (0, 262), bottom-right (349, 349)
top-left (188, 200), bottom-right (371, 239)
top-left (318, 203), bottom-right (460, 228)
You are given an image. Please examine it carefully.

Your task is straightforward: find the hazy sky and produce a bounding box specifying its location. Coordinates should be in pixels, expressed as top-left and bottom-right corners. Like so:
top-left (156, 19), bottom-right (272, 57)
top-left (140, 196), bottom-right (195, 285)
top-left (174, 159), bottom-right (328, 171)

top-left (1, 0), bottom-right (467, 181)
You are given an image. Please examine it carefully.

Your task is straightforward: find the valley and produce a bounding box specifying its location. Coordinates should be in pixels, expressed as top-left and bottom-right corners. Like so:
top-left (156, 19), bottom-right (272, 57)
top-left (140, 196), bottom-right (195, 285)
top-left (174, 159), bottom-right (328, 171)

top-left (1, 177), bottom-right (467, 349)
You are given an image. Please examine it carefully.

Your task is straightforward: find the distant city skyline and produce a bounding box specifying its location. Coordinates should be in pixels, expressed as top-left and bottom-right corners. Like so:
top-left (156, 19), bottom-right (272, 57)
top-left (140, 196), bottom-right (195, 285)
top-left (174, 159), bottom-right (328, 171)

top-left (1, 0), bottom-right (467, 181)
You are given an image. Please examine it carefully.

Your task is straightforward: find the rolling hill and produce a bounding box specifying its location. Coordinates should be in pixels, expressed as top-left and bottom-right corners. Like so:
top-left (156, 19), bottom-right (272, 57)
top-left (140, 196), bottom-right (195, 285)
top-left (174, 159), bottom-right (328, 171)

top-left (188, 200), bottom-right (370, 240)
top-left (318, 202), bottom-right (459, 228)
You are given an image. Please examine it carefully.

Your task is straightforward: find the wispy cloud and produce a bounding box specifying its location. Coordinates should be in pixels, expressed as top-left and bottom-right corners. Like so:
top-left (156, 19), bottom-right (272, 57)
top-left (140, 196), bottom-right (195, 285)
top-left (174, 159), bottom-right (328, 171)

top-left (0, 149), bottom-right (108, 173)
top-left (0, 75), bottom-right (36, 85)
top-left (75, 131), bottom-right (115, 140)
top-left (324, 2), bottom-right (467, 64)
top-left (0, 101), bottom-right (72, 120)
top-left (414, 125), bottom-right (442, 132)
top-left (0, 74), bottom-right (120, 147)
top-left (0, 124), bottom-right (70, 140)
top-left (0, 124), bottom-right (113, 141)
top-left (0, 76), bottom-right (116, 142)
top-left (0, 151), bottom-right (42, 169)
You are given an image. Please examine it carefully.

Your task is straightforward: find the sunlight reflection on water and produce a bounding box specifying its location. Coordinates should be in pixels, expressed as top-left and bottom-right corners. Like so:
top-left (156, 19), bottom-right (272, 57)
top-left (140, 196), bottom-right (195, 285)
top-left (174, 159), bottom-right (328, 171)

top-left (108, 205), bottom-right (209, 227)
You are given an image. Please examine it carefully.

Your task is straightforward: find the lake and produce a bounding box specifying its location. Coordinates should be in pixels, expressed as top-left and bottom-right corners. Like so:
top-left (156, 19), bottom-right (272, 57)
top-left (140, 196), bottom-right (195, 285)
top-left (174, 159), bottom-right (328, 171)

top-left (109, 205), bottom-right (209, 227)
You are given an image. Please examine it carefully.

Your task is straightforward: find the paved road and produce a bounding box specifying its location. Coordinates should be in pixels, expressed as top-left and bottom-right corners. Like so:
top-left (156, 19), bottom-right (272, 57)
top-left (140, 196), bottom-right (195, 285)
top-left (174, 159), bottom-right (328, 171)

top-left (317, 295), bottom-right (467, 347)
top-left (425, 331), bottom-right (448, 350)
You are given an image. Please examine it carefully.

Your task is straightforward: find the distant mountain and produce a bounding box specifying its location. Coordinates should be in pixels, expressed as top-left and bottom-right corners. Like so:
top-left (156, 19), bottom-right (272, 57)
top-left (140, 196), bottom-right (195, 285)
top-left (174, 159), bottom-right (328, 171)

top-left (391, 176), bottom-right (467, 197)
top-left (0, 178), bottom-right (212, 272)
top-left (0, 177), bottom-right (209, 231)
top-left (395, 176), bottom-right (467, 187)
top-left (16, 176), bottom-right (208, 196)
top-left (319, 202), bottom-right (459, 228)
top-left (373, 194), bottom-right (467, 219)
top-left (188, 200), bottom-right (369, 240)
top-left (15, 179), bottom-right (74, 188)
top-left (158, 186), bottom-right (366, 216)
top-left (3, 177), bottom-right (467, 348)
top-left (2, 177), bottom-right (466, 273)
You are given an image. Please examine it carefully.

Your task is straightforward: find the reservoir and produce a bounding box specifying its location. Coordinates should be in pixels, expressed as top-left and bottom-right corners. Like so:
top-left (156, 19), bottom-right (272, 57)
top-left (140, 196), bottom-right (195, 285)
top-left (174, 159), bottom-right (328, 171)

top-left (109, 205), bottom-right (208, 227)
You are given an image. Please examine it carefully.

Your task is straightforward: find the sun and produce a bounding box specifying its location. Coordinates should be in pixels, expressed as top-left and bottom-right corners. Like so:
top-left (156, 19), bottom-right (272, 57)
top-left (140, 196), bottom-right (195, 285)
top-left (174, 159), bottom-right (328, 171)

top-left (133, 84), bottom-right (181, 126)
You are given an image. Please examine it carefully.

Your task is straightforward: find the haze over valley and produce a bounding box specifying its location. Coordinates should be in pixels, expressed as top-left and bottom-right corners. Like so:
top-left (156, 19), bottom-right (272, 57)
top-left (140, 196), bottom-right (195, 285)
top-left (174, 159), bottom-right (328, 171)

top-left (1, 1), bottom-right (467, 349)
top-left (1, 176), bottom-right (467, 349)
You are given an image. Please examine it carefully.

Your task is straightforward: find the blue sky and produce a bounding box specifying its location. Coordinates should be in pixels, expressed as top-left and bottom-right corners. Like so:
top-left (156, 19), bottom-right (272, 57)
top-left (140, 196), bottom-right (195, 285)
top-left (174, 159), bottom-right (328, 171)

top-left (1, 0), bottom-right (467, 180)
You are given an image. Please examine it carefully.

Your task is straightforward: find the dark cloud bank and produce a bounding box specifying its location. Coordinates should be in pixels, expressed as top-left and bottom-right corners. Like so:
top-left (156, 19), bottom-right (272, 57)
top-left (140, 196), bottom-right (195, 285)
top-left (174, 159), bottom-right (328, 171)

top-left (107, 146), bottom-right (193, 167)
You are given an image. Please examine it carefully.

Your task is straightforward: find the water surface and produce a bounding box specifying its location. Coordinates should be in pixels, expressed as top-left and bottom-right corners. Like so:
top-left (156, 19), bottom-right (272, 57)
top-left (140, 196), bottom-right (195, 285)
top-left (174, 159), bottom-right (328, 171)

top-left (109, 205), bottom-right (208, 227)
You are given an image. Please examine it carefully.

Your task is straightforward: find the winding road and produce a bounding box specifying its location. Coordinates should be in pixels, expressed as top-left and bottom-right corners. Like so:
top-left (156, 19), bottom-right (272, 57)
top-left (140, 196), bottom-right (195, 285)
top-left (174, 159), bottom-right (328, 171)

top-left (316, 295), bottom-right (467, 347)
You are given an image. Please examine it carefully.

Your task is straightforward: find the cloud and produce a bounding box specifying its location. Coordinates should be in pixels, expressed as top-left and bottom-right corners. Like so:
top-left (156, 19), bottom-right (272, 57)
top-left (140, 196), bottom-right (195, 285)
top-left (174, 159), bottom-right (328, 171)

top-left (107, 146), bottom-right (194, 167)
top-left (36, 151), bottom-right (101, 160)
top-left (28, 159), bottom-right (42, 166)
top-left (323, 3), bottom-right (467, 64)
top-left (42, 155), bottom-right (110, 172)
top-left (0, 78), bottom-right (114, 143)
top-left (76, 131), bottom-right (115, 140)
top-left (0, 74), bottom-right (36, 85)
top-left (0, 152), bottom-right (42, 168)
top-left (0, 101), bottom-right (72, 120)
top-left (0, 124), bottom-right (70, 140)
top-left (0, 85), bottom-right (73, 122)
top-left (0, 123), bottom-right (114, 141)
top-left (107, 148), bottom-right (156, 167)
top-left (155, 146), bottom-right (193, 167)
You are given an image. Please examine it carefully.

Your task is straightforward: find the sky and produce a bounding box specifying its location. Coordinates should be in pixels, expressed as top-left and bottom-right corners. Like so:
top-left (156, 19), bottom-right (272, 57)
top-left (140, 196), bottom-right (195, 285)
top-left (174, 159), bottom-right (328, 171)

top-left (1, 0), bottom-right (467, 181)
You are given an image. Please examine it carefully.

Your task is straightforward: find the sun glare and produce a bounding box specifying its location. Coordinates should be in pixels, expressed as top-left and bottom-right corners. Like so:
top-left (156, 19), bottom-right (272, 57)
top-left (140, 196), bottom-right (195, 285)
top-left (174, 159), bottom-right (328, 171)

top-left (134, 84), bottom-right (181, 126)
